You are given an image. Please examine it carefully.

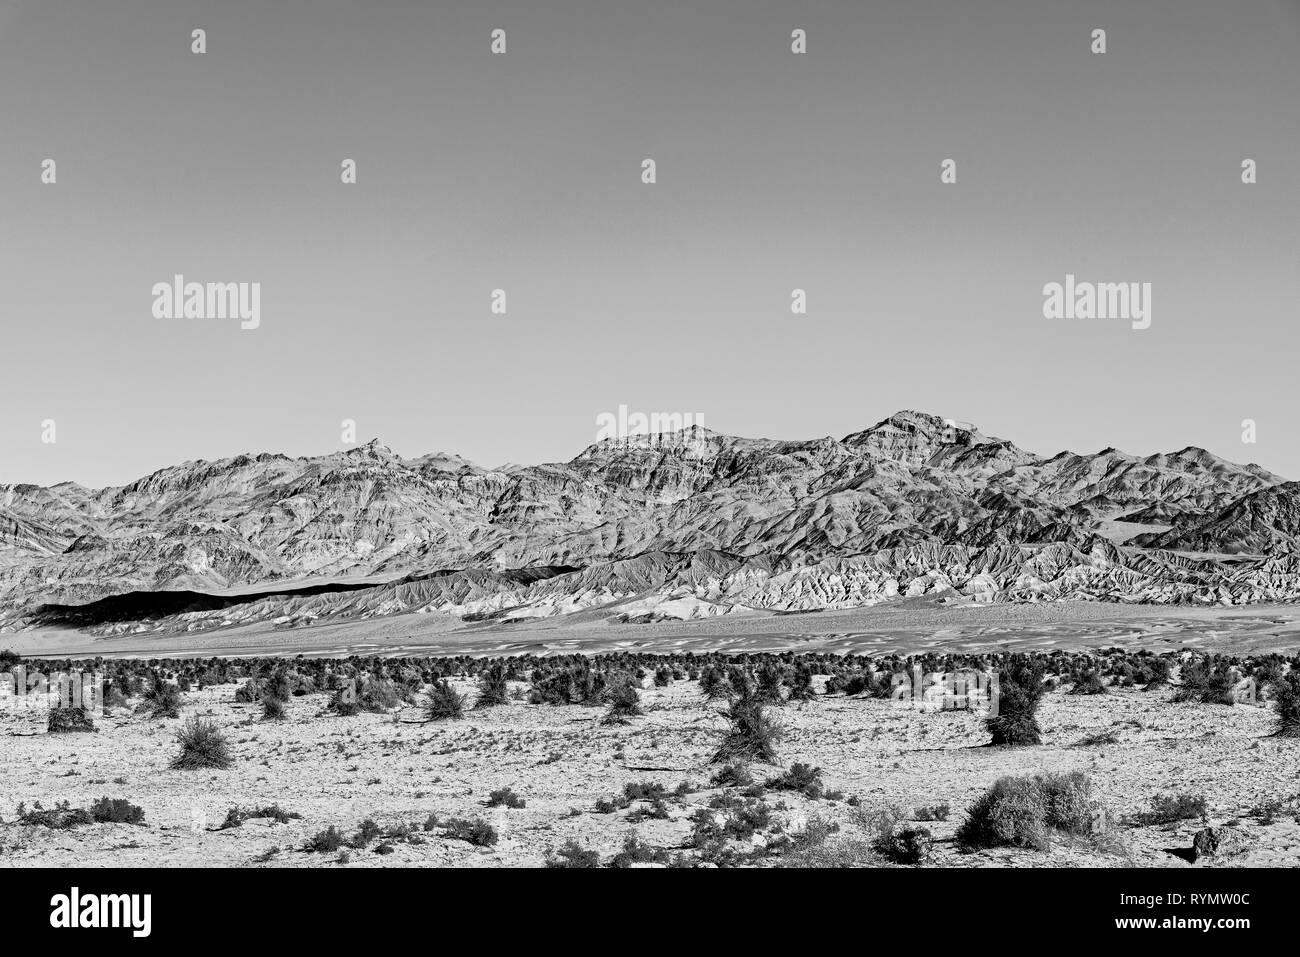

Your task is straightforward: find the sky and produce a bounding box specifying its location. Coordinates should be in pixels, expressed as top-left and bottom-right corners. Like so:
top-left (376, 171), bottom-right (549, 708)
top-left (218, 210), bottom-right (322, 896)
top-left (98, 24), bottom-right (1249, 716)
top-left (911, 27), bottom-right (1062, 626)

top-left (1, 0), bottom-right (1297, 488)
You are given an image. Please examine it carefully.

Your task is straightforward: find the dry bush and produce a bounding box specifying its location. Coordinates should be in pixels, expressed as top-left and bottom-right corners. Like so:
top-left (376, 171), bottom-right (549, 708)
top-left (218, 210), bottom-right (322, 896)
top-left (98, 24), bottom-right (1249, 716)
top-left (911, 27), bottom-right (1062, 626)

top-left (987, 658), bottom-right (1047, 746)
top-left (475, 662), bottom-right (510, 709)
top-left (47, 706), bottom-right (95, 733)
top-left (1129, 793), bottom-right (1208, 826)
top-left (713, 699), bottom-right (782, 764)
top-left (425, 680), bottom-right (465, 721)
top-left (601, 681), bottom-right (642, 724)
top-left (546, 840), bottom-right (600, 868)
top-left (957, 771), bottom-right (1109, 852)
top-left (1274, 671), bottom-right (1300, 737)
top-left (171, 717), bottom-right (232, 770)
top-left (145, 681), bottom-right (182, 719)
top-left (486, 787), bottom-right (525, 809)
top-left (90, 797), bottom-right (146, 825)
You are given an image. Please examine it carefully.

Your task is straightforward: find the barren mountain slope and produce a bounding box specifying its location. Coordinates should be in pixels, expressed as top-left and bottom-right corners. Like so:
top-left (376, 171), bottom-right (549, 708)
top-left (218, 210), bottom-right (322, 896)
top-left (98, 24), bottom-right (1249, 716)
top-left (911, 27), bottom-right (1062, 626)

top-left (1, 411), bottom-right (1294, 635)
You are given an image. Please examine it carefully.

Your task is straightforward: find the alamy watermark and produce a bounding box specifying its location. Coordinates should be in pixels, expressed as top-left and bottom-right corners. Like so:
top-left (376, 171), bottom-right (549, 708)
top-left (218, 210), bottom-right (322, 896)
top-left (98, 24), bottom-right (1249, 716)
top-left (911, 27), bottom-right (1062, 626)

top-left (595, 405), bottom-right (708, 452)
top-left (152, 274), bottom-right (260, 330)
top-left (890, 666), bottom-right (999, 717)
top-left (1042, 273), bottom-right (1150, 330)
top-left (1, 666), bottom-right (106, 716)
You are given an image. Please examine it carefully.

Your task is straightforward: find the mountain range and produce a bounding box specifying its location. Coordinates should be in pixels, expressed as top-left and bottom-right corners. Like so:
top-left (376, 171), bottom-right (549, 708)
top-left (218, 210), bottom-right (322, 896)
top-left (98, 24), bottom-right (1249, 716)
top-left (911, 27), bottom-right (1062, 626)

top-left (4, 411), bottom-right (1300, 637)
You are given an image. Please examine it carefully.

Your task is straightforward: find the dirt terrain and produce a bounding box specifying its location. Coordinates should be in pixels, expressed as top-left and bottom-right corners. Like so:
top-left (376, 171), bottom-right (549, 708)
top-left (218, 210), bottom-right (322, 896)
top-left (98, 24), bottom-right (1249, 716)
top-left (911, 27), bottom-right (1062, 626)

top-left (2, 659), bottom-right (1298, 868)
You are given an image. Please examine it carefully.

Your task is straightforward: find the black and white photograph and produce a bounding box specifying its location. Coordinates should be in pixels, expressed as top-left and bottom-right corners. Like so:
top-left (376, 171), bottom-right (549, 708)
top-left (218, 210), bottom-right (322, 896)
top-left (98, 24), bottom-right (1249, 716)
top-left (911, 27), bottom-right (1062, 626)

top-left (1, 0), bottom-right (1295, 936)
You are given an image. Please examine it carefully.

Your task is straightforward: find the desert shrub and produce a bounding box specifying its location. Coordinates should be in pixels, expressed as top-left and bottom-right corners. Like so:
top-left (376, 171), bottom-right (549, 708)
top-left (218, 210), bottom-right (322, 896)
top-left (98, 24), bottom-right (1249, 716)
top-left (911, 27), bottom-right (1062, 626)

top-left (304, 826), bottom-right (344, 853)
top-left (781, 835), bottom-right (878, 867)
top-left (101, 683), bottom-right (128, 711)
top-left (442, 817), bottom-right (498, 847)
top-left (220, 805), bottom-right (300, 829)
top-left (329, 686), bottom-right (360, 716)
top-left (16, 801), bottom-right (93, 829)
top-left (699, 666), bottom-right (730, 700)
top-left (653, 665), bottom-right (673, 687)
top-left (601, 681), bottom-right (642, 724)
top-left (1135, 656), bottom-right (1172, 687)
top-left (708, 793), bottom-right (774, 835)
top-left (1069, 668), bottom-right (1108, 695)
top-left (90, 797), bottom-right (146, 825)
top-left (712, 699), bottom-right (782, 764)
top-left (47, 706), bottom-right (95, 733)
top-left (425, 680), bottom-right (465, 721)
top-left (627, 796), bottom-right (672, 823)
top-left (1038, 771), bottom-right (1102, 834)
top-left (623, 783), bottom-right (671, 822)
top-left (171, 717), bottom-right (232, 770)
top-left (348, 819), bottom-right (382, 849)
top-left (262, 672), bottom-right (292, 702)
top-left (1173, 659), bottom-right (1236, 705)
top-left (291, 673), bottom-right (318, 696)
top-left (957, 777), bottom-right (1050, 851)
top-left (475, 662), bottom-right (510, 709)
top-left (914, 803), bottom-right (950, 822)
top-left (120, 673), bottom-right (145, 696)
top-left (724, 665), bottom-right (756, 703)
top-left (1073, 729), bottom-right (1120, 748)
top-left (1274, 671), bottom-right (1300, 737)
top-left (1248, 795), bottom-right (1300, 825)
top-left (787, 662), bottom-right (817, 700)
top-left (832, 667), bottom-right (899, 699)
top-left (690, 795), bottom-right (774, 861)
top-left (825, 669), bottom-right (867, 695)
top-left (873, 824), bottom-right (931, 864)
top-left (262, 696), bottom-right (287, 721)
top-left (956, 769), bottom-right (1107, 852)
top-left (755, 663), bottom-right (786, 704)
top-left (546, 840), bottom-right (600, 868)
top-left (987, 658), bottom-right (1046, 746)
top-left (594, 795), bottom-right (631, 814)
top-left (145, 681), bottom-right (182, 719)
top-left (486, 787), bottom-right (526, 809)
top-left (765, 763), bottom-right (824, 799)
top-left (773, 814), bottom-right (841, 857)
top-left (1130, 793), bottom-right (1208, 826)
top-left (529, 664), bottom-right (606, 705)
top-left (1250, 659), bottom-right (1285, 700)
top-left (957, 771), bottom-right (1106, 852)
top-left (710, 761), bottom-right (754, 788)
top-left (609, 833), bottom-right (670, 868)
top-left (618, 781), bottom-right (662, 803)
top-left (358, 678), bottom-right (402, 713)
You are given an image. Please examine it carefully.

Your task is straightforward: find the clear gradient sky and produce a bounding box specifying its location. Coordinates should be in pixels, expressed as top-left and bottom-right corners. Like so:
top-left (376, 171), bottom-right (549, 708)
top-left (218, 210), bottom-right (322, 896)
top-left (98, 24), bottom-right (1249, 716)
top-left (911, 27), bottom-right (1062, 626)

top-left (1, 0), bottom-right (1298, 488)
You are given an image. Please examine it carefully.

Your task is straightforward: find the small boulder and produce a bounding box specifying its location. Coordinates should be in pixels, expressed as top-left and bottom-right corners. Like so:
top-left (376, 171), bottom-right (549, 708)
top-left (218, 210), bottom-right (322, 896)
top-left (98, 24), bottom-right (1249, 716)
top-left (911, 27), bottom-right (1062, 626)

top-left (1191, 826), bottom-right (1249, 861)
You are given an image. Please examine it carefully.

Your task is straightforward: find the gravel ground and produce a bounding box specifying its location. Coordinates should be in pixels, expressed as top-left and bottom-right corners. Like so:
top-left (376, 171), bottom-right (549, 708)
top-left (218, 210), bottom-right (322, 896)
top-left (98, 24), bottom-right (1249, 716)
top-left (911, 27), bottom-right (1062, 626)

top-left (2, 673), bottom-right (1297, 867)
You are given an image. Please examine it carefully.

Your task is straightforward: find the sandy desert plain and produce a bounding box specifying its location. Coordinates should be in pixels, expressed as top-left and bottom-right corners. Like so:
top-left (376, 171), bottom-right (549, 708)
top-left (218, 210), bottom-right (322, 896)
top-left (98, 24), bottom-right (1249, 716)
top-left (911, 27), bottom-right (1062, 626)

top-left (2, 599), bottom-right (1300, 868)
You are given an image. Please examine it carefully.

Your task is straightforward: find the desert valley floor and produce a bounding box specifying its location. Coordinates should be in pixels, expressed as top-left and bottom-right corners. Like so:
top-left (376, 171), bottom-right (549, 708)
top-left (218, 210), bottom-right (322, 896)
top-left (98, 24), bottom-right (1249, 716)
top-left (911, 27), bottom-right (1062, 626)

top-left (2, 603), bottom-right (1299, 868)
top-left (7, 599), bottom-right (1300, 660)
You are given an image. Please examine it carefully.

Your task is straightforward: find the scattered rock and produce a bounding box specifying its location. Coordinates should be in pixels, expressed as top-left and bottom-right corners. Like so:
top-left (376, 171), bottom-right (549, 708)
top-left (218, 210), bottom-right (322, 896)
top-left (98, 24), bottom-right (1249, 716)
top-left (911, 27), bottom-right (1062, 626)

top-left (1191, 826), bottom-right (1250, 861)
